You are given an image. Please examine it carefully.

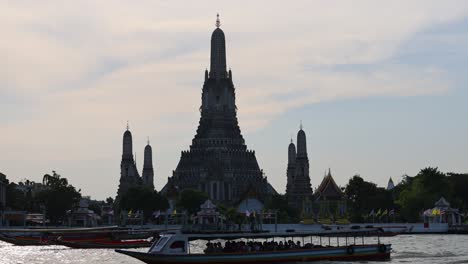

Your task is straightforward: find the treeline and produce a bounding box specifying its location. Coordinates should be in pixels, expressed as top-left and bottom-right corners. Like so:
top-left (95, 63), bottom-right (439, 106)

top-left (346, 167), bottom-right (468, 222)
top-left (4, 171), bottom-right (170, 225)
top-left (5, 171), bottom-right (82, 224)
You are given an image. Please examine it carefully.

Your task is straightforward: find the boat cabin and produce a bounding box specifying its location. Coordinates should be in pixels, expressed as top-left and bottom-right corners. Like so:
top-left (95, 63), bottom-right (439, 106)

top-left (148, 232), bottom-right (189, 254)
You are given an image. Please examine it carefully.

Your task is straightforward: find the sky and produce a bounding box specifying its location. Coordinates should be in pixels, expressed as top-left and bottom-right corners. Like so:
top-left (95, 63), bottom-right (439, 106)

top-left (1, 1), bottom-right (468, 200)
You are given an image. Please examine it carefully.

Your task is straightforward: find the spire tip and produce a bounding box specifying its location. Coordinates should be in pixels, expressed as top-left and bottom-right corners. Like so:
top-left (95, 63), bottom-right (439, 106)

top-left (216, 13), bottom-right (221, 28)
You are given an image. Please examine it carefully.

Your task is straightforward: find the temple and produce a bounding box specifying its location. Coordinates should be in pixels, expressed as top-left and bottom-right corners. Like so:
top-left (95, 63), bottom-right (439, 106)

top-left (387, 177), bottom-right (395, 190)
top-left (286, 124), bottom-right (313, 209)
top-left (116, 124), bottom-right (154, 203)
top-left (285, 126), bottom-right (347, 222)
top-left (313, 169), bottom-right (347, 220)
top-left (162, 15), bottom-right (276, 205)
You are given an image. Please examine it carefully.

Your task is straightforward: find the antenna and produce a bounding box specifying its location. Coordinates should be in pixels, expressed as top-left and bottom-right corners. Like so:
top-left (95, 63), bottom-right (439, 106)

top-left (126, 120), bottom-right (129, 130)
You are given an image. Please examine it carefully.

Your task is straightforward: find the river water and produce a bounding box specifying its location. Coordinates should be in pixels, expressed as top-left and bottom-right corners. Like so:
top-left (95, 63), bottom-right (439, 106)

top-left (1, 235), bottom-right (467, 264)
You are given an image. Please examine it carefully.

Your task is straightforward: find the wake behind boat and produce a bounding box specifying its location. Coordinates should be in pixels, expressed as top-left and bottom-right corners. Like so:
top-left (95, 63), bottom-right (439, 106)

top-left (116, 229), bottom-right (391, 263)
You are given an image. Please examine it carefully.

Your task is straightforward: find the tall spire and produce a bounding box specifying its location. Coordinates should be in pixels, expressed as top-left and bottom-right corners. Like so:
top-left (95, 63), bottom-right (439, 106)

top-left (126, 120), bottom-right (129, 130)
top-left (122, 124), bottom-right (133, 159)
top-left (142, 139), bottom-right (154, 189)
top-left (210, 13), bottom-right (227, 79)
top-left (288, 139), bottom-right (296, 164)
top-left (296, 123), bottom-right (307, 157)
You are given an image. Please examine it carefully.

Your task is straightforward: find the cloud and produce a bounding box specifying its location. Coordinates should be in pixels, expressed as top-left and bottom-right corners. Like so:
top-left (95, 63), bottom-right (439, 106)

top-left (1, 0), bottom-right (467, 198)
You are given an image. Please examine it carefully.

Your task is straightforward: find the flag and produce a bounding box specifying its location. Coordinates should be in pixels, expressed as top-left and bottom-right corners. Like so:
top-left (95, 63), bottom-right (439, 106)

top-left (440, 210), bottom-right (445, 215)
top-left (152, 210), bottom-right (161, 218)
top-left (108, 210), bottom-right (114, 216)
top-left (381, 209), bottom-right (388, 216)
top-left (389, 209), bottom-right (395, 216)
top-left (432, 208), bottom-right (438, 216)
top-left (128, 210), bottom-right (132, 217)
top-left (172, 209), bottom-right (177, 215)
top-left (245, 210), bottom-right (250, 217)
top-left (369, 209), bottom-right (375, 217)
top-left (376, 209), bottom-right (382, 217)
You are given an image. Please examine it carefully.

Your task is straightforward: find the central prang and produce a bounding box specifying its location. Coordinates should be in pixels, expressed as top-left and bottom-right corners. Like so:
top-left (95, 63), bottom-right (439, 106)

top-left (161, 15), bottom-right (277, 205)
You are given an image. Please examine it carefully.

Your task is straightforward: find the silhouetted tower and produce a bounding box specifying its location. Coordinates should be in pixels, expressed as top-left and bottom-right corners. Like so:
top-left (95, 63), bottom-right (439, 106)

top-left (286, 138), bottom-right (296, 196)
top-left (163, 14), bottom-right (276, 204)
top-left (288, 123), bottom-right (313, 209)
top-left (142, 138), bottom-right (155, 189)
top-left (117, 123), bottom-right (141, 201)
top-left (387, 177), bottom-right (395, 190)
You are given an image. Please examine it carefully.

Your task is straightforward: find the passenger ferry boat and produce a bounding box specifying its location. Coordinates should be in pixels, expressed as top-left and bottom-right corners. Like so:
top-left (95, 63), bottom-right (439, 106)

top-left (116, 229), bottom-right (391, 263)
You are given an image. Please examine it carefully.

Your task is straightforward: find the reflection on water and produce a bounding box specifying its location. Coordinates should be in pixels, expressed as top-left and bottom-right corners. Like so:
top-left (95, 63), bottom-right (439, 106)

top-left (1, 235), bottom-right (467, 264)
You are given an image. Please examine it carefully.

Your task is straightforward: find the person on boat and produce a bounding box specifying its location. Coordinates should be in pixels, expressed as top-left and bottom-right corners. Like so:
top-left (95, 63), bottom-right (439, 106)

top-left (206, 239), bottom-right (322, 254)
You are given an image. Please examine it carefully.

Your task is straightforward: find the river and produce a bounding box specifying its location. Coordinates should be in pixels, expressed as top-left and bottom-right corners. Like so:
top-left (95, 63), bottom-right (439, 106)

top-left (1, 235), bottom-right (467, 264)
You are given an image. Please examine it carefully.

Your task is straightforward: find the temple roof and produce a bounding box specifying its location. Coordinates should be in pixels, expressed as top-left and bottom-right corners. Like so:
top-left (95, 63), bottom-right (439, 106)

top-left (315, 169), bottom-right (344, 201)
top-left (435, 197), bottom-right (450, 208)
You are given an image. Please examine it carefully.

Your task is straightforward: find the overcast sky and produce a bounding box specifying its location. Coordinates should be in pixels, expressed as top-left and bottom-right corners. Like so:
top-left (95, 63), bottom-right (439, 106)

top-left (1, 1), bottom-right (468, 200)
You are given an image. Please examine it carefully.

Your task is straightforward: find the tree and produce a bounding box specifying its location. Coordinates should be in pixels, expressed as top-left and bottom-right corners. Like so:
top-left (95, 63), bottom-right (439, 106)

top-left (119, 186), bottom-right (169, 220)
top-left (35, 171), bottom-right (81, 224)
top-left (106, 197), bottom-right (114, 206)
top-left (396, 167), bottom-right (451, 222)
top-left (447, 173), bottom-right (468, 211)
top-left (176, 189), bottom-right (208, 215)
top-left (5, 182), bottom-right (28, 210)
top-left (345, 175), bottom-right (394, 222)
top-left (264, 194), bottom-right (299, 223)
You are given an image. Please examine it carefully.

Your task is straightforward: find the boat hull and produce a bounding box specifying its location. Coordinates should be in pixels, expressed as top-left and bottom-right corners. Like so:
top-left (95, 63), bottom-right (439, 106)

top-left (57, 239), bottom-right (151, 249)
top-left (116, 244), bottom-right (391, 263)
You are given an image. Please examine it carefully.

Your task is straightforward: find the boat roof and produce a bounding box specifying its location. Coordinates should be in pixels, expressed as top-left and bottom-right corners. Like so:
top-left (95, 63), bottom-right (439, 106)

top-left (163, 229), bottom-right (384, 241)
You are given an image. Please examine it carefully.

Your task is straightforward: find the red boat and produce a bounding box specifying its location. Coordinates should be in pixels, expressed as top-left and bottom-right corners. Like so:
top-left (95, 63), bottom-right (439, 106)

top-left (0, 226), bottom-right (118, 246)
top-left (56, 238), bottom-right (151, 249)
top-left (0, 226), bottom-right (156, 246)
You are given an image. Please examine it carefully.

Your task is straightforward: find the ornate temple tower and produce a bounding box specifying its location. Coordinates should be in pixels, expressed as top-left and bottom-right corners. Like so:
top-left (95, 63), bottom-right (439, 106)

top-left (163, 15), bottom-right (275, 204)
top-left (142, 139), bottom-right (154, 189)
top-left (116, 124), bottom-right (141, 200)
top-left (288, 124), bottom-right (313, 209)
top-left (286, 139), bottom-right (296, 196)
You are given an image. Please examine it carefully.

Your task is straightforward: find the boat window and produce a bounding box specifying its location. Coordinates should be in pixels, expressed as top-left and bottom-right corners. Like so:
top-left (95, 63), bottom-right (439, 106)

top-left (170, 240), bottom-right (185, 249)
top-left (149, 236), bottom-right (169, 252)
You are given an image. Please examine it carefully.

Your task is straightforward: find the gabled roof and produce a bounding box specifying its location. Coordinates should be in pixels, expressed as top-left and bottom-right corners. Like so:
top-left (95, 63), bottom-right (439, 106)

top-left (435, 197), bottom-right (450, 208)
top-left (315, 169), bottom-right (344, 201)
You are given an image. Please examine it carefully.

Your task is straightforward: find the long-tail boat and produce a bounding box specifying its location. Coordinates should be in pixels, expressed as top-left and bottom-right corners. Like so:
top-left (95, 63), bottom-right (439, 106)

top-left (116, 229), bottom-right (392, 263)
top-left (0, 226), bottom-right (159, 246)
top-left (55, 238), bottom-right (152, 249)
top-left (0, 226), bottom-right (119, 246)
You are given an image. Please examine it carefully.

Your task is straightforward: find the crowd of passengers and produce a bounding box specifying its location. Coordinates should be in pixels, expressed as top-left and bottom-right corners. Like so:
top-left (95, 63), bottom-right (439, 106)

top-left (204, 240), bottom-right (323, 253)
